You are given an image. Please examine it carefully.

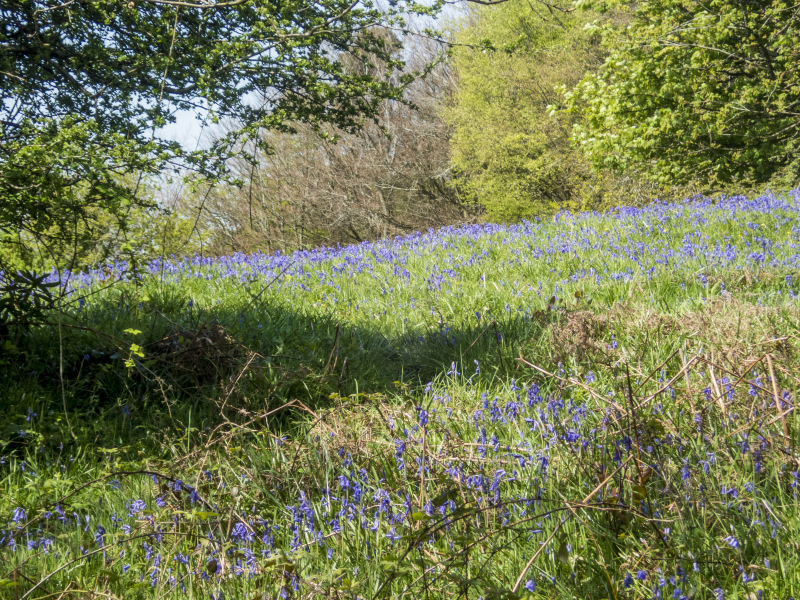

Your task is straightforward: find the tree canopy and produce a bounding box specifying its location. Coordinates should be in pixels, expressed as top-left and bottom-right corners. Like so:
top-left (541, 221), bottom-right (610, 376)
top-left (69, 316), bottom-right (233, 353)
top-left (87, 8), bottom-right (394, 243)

top-left (0, 1), bottom-right (436, 264)
top-left (446, 0), bottom-right (605, 221)
top-left (566, 0), bottom-right (800, 188)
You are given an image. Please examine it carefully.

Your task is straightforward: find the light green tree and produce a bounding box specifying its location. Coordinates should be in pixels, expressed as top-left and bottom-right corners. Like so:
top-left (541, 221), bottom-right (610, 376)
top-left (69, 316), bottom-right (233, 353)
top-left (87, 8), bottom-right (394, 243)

top-left (566, 0), bottom-right (800, 188)
top-left (446, 0), bottom-right (606, 221)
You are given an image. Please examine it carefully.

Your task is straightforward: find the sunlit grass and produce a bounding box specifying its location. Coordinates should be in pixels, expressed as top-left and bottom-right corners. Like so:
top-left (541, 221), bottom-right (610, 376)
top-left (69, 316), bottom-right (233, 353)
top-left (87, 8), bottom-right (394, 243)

top-left (2, 191), bottom-right (800, 599)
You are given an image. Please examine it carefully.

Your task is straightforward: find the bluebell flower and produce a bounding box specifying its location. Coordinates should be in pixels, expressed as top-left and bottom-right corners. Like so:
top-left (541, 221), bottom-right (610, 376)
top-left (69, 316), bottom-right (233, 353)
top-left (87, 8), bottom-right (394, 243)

top-left (128, 499), bottom-right (146, 516)
top-left (385, 528), bottom-right (401, 545)
top-left (94, 525), bottom-right (106, 546)
top-left (231, 522), bottom-right (254, 544)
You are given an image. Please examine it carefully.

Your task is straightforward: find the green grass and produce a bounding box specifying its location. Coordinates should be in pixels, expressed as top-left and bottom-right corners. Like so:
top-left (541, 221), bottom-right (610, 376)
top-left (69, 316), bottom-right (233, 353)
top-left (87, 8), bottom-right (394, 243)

top-left (1, 192), bottom-right (800, 599)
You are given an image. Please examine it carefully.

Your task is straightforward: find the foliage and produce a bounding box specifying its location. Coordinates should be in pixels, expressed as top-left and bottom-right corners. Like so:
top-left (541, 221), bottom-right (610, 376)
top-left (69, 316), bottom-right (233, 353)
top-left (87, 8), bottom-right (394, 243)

top-left (2, 190), bottom-right (800, 598)
top-left (0, 118), bottom-right (155, 268)
top-left (0, 0), bottom-right (440, 322)
top-left (0, 181), bottom-right (200, 274)
top-left (446, 0), bottom-right (608, 221)
top-left (201, 36), bottom-right (473, 254)
top-left (566, 0), bottom-right (800, 188)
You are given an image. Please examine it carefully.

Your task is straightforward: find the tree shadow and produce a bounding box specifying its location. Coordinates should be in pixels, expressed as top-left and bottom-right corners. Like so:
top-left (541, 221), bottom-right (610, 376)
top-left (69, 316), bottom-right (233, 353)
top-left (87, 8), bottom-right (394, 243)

top-left (1, 289), bottom-right (609, 455)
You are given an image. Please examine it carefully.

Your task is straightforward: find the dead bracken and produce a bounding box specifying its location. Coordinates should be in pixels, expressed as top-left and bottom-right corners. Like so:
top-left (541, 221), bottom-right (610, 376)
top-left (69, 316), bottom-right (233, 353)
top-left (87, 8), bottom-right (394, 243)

top-left (549, 310), bottom-right (608, 362)
top-left (150, 323), bottom-right (242, 386)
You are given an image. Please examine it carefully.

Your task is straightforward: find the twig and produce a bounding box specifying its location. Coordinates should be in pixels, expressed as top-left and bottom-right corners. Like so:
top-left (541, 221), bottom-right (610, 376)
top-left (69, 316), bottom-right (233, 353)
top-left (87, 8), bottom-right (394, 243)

top-left (634, 355), bottom-right (700, 411)
top-left (462, 319), bottom-right (495, 356)
top-left (632, 348), bottom-right (681, 397)
top-left (708, 356), bottom-right (727, 415)
top-left (20, 530), bottom-right (198, 600)
top-left (218, 350), bottom-right (259, 418)
top-left (679, 348), bottom-right (696, 416)
top-left (697, 355), bottom-right (774, 406)
top-left (511, 456), bottom-right (633, 593)
top-left (516, 354), bottom-right (625, 413)
top-left (56, 300), bottom-right (75, 440)
top-left (325, 324), bottom-right (341, 375)
top-left (625, 364), bottom-right (668, 548)
top-left (767, 354), bottom-right (792, 453)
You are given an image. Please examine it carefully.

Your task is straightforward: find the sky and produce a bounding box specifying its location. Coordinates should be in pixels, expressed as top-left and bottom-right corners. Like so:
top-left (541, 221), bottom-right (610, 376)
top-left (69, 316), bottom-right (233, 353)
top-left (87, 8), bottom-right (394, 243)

top-left (159, 109), bottom-right (211, 151)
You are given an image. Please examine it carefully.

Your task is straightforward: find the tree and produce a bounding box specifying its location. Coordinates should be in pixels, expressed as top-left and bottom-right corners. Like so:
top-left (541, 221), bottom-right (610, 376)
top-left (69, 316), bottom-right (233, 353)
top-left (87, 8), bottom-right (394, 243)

top-left (0, 0), bottom-right (438, 325)
top-left (566, 0), bottom-right (800, 188)
top-left (201, 35), bottom-right (473, 253)
top-left (445, 0), bottom-right (607, 221)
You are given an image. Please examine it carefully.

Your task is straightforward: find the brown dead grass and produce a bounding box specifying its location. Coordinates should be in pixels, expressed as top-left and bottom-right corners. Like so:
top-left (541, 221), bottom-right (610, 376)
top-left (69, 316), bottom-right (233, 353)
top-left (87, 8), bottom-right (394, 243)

top-left (546, 297), bottom-right (798, 367)
top-left (656, 297), bottom-right (795, 362)
top-left (150, 323), bottom-right (242, 386)
top-left (549, 310), bottom-right (609, 363)
top-left (669, 298), bottom-right (797, 369)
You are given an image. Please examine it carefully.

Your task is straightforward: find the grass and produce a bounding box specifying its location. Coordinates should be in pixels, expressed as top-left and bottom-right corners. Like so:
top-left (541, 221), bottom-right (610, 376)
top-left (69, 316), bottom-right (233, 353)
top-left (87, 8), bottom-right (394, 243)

top-left (1, 191), bottom-right (800, 599)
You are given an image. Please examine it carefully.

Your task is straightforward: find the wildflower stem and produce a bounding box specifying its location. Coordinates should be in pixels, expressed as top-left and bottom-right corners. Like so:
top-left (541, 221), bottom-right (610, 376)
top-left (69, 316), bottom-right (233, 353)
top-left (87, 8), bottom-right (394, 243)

top-left (511, 455), bottom-right (633, 593)
top-left (767, 353), bottom-right (792, 454)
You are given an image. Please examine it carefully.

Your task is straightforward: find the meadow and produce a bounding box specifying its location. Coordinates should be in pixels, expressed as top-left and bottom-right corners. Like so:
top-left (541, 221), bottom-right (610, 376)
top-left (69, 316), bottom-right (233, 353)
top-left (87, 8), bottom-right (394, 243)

top-left (2, 191), bottom-right (800, 600)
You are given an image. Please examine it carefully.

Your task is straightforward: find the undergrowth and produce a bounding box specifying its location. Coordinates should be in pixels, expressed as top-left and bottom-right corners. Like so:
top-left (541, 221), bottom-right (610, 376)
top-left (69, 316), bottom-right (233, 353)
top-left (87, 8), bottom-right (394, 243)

top-left (1, 191), bottom-right (800, 599)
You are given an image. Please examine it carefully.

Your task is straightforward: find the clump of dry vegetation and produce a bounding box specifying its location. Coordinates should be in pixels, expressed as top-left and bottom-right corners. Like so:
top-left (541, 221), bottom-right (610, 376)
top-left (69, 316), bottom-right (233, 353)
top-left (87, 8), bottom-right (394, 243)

top-left (150, 323), bottom-right (243, 387)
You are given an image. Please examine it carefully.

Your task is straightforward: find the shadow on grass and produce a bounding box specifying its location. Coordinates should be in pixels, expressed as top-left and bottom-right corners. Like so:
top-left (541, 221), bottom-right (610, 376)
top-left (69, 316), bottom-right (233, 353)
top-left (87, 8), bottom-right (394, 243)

top-left (0, 291), bottom-right (604, 455)
top-left (10, 282), bottom-right (787, 458)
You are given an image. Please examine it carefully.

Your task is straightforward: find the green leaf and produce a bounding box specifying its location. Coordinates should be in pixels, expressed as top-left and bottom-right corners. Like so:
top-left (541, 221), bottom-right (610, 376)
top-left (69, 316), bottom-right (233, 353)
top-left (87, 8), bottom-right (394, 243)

top-left (191, 511), bottom-right (219, 520)
top-left (557, 541), bottom-right (570, 564)
top-left (99, 569), bottom-right (121, 583)
top-left (431, 488), bottom-right (458, 505)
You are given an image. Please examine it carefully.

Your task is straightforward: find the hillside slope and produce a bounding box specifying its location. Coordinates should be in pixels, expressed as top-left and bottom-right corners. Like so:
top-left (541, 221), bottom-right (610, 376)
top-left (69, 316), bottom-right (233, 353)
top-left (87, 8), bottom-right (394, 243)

top-left (2, 191), bottom-right (800, 599)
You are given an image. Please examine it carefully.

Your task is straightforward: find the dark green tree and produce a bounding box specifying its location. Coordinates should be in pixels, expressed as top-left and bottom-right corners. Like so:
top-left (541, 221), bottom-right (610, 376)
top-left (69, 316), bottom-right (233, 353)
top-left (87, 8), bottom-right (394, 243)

top-left (566, 0), bottom-right (800, 188)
